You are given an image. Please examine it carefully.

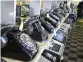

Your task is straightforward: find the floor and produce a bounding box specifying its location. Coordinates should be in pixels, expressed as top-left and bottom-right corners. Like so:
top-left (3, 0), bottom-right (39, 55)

top-left (63, 19), bottom-right (83, 62)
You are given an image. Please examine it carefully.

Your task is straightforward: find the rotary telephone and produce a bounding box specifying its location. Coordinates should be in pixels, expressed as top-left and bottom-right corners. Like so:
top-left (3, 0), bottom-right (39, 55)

top-left (1, 26), bottom-right (39, 60)
top-left (24, 16), bottom-right (48, 41)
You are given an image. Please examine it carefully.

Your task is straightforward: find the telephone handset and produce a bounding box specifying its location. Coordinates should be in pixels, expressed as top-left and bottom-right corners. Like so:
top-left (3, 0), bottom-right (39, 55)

top-left (1, 27), bottom-right (13, 48)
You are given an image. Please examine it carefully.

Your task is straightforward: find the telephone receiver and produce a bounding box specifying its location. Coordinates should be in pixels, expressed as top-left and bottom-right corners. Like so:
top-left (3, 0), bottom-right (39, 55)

top-left (52, 11), bottom-right (62, 19)
top-left (24, 17), bottom-right (42, 35)
top-left (34, 21), bottom-right (42, 32)
top-left (44, 15), bottom-right (58, 28)
top-left (49, 12), bottom-right (61, 22)
top-left (39, 17), bottom-right (54, 33)
top-left (1, 26), bottom-right (13, 48)
top-left (24, 18), bottom-right (38, 35)
top-left (24, 16), bottom-right (48, 41)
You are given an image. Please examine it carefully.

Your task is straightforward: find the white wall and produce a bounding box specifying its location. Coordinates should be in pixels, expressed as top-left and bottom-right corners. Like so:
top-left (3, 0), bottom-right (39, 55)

top-left (1, 1), bottom-right (15, 25)
top-left (29, 0), bottom-right (53, 16)
top-left (42, 0), bottom-right (52, 12)
top-left (51, 0), bottom-right (61, 10)
top-left (29, 0), bottom-right (72, 16)
top-left (29, 0), bottom-right (40, 17)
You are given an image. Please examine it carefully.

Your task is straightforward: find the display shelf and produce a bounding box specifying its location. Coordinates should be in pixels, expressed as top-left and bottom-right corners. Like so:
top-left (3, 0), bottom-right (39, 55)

top-left (31, 12), bottom-right (71, 62)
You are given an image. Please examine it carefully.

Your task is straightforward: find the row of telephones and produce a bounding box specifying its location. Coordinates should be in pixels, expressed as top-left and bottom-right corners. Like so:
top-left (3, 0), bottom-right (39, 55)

top-left (38, 12), bottom-right (77, 62)
top-left (1, 13), bottom-right (76, 62)
top-left (1, 1), bottom-right (77, 62)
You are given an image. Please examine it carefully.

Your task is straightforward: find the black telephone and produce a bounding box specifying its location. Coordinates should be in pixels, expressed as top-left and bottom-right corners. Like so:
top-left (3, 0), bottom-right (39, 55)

top-left (24, 18), bottom-right (38, 35)
top-left (44, 16), bottom-right (58, 28)
top-left (7, 27), bottom-right (38, 60)
top-left (40, 11), bottom-right (58, 28)
top-left (52, 11), bottom-right (62, 19)
top-left (49, 12), bottom-right (61, 22)
top-left (1, 26), bottom-right (38, 60)
top-left (53, 8), bottom-right (66, 17)
top-left (24, 16), bottom-right (48, 41)
top-left (39, 17), bottom-right (54, 33)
